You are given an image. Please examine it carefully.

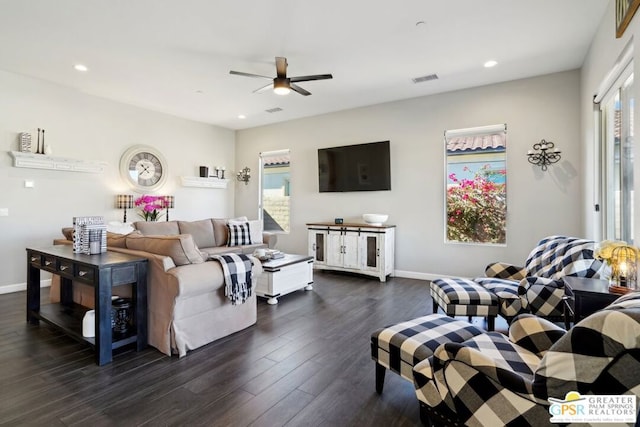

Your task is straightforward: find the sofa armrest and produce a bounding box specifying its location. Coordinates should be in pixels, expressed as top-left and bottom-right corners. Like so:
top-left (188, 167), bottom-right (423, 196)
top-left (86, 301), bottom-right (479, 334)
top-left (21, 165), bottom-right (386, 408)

top-left (508, 314), bottom-right (566, 357)
top-left (485, 262), bottom-right (526, 280)
top-left (262, 232), bottom-right (278, 249)
top-left (519, 277), bottom-right (566, 317)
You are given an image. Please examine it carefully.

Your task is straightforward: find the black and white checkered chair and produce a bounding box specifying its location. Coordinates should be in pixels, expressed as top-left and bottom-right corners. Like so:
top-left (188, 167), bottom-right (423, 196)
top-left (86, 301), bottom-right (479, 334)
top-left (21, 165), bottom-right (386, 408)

top-left (475, 235), bottom-right (606, 323)
top-left (413, 292), bottom-right (640, 426)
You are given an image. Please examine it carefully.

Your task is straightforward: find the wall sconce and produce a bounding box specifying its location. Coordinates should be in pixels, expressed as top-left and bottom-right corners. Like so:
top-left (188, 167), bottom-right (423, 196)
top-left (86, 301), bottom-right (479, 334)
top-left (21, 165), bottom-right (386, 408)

top-left (610, 245), bottom-right (638, 293)
top-left (237, 167), bottom-right (251, 185)
top-left (164, 196), bottom-right (175, 221)
top-left (115, 194), bottom-right (133, 223)
top-left (527, 139), bottom-right (561, 171)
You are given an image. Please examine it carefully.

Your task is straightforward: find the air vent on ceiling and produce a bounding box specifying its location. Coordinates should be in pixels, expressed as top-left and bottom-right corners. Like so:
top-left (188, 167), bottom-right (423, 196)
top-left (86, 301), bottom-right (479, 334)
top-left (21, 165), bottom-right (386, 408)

top-left (412, 74), bottom-right (439, 84)
top-left (265, 107), bottom-right (283, 113)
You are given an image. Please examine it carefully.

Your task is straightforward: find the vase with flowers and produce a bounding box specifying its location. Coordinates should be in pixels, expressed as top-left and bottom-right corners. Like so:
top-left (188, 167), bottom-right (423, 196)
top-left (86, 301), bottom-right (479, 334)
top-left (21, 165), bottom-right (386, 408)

top-left (134, 195), bottom-right (167, 221)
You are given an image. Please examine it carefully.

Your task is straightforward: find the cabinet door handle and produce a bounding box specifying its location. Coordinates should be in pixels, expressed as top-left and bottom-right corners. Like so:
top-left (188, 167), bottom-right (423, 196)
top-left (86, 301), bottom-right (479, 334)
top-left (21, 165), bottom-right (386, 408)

top-left (60, 265), bottom-right (68, 271)
top-left (312, 243), bottom-right (316, 251)
top-left (377, 248), bottom-right (380, 256)
top-left (30, 256), bottom-right (37, 262)
top-left (78, 270), bottom-right (88, 277)
top-left (44, 260), bottom-right (52, 266)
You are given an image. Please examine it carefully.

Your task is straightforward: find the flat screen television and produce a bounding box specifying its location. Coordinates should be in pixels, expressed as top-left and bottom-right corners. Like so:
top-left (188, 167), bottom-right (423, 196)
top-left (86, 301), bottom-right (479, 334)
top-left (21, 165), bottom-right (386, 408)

top-left (318, 141), bottom-right (391, 192)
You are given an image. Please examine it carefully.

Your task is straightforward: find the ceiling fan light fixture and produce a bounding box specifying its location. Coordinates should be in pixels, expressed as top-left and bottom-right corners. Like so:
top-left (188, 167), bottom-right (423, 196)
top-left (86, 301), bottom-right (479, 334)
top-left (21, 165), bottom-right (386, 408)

top-left (273, 78), bottom-right (291, 95)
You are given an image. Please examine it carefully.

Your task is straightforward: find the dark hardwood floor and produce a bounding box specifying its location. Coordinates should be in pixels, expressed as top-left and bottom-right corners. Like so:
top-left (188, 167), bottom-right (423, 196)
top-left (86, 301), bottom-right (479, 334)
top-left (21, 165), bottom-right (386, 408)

top-left (0, 272), bottom-right (462, 426)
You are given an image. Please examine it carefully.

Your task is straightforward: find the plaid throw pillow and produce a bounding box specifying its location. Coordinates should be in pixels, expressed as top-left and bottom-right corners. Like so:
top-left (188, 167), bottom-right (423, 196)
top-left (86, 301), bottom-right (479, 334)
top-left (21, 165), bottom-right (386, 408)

top-left (227, 222), bottom-right (252, 247)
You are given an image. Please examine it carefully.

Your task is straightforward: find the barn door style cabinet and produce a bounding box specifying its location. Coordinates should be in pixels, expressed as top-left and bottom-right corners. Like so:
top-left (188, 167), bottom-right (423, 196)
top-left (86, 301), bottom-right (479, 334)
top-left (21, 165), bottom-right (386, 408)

top-left (306, 222), bottom-right (395, 282)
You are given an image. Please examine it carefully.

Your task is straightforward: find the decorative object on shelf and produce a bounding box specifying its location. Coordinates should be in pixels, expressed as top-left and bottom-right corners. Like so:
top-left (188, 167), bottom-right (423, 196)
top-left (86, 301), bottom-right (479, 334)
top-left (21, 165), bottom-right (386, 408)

top-left (36, 128), bottom-right (44, 154)
top-left (527, 139), bottom-right (561, 171)
top-left (164, 195), bottom-right (175, 221)
top-left (82, 309), bottom-right (96, 338)
top-left (119, 145), bottom-right (168, 192)
top-left (72, 216), bottom-right (107, 254)
top-left (362, 213), bottom-right (389, 226)
top-left (214, 166), bottom-right (226, 179)
top-left (19, 132), bottom-right (32, 152)
top-left (237, 167), bottom-right (251, 185)
top-left (616, 0), bottom-right (640, 38)
top-left (199, 166), bottom-right (208, 178)
top-left (115, 194), bottom-right (134, 222)
top-left (134, 194), bottom-right (168, 221)
top-left (335, 218), bottom-right (344, 224)
top-left (44, 144), bottom-right (52, 155)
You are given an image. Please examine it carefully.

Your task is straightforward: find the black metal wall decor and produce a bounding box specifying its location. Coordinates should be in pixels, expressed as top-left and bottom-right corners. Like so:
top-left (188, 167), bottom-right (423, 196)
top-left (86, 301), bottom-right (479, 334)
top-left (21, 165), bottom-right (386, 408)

top-left (527, 139), bottom-right (561, 171)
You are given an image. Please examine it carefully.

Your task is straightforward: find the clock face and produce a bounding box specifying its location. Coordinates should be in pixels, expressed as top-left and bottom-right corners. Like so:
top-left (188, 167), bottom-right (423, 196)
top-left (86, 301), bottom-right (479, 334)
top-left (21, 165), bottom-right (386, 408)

top-left (120, 146), bottom-right (168, 192)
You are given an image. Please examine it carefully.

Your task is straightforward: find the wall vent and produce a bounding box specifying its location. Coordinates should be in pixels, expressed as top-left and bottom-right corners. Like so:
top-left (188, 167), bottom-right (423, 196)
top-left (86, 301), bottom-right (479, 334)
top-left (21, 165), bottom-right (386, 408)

top-left (412, 74), bottom-right (439, 83)
top-left (265, 107), bottom-right (283, 113)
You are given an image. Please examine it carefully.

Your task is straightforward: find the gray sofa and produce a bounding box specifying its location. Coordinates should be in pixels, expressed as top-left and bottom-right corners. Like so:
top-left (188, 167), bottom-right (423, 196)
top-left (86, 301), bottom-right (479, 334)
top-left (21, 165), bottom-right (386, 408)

top-left (52, 217), bottom-right (277, 357)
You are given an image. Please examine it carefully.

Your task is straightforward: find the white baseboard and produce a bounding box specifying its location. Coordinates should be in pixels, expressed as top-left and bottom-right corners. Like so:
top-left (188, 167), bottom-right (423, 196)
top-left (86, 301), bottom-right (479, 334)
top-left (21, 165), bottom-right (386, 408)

top-left (0, 279), bottom-right (51, 295)
top-left (393, 270), bottom-right (471, 281)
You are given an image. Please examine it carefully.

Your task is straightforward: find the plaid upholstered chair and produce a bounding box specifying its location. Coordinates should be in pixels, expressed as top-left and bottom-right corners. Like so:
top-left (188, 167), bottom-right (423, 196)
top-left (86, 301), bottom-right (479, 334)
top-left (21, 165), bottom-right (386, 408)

top-left (474, 235), bottom-right (606, 323)
top-left (412, 292), bottom-right (640, 427)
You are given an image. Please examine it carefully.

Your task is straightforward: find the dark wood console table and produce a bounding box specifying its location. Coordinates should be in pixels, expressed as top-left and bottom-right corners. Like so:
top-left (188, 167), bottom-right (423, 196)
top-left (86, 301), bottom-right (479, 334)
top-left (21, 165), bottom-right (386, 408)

top-left (26, 245), bottom-right (148, 366)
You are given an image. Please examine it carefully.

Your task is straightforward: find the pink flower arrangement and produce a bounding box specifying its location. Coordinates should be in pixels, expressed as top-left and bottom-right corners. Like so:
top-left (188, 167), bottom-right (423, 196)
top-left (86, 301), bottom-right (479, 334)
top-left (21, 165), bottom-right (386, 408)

top-left (134, 195), bottom-right (167, 221)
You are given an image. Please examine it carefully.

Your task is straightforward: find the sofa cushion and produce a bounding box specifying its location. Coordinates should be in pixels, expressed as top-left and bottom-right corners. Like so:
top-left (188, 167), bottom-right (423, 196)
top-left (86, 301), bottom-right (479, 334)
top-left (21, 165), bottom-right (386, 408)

top-left (107, 230), bottom-right (142, 248)
top-left (199, 246), bottom-right (243, 257)
top-left (212, 216), bottom-right (247, 246)
top-left (227, 222), bottom-right (252, 247)
top-left (178, 219), bottom-right (216, 248)
top-left (125, 234), bottom-right (205, 265)
top-left (134, 220), bottom-right (180, 236)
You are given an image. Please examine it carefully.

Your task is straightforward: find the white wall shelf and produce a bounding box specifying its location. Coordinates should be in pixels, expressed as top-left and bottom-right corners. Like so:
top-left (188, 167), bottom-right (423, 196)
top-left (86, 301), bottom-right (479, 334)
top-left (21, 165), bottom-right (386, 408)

top-left (9, 151), bottom-right (107, 173)
top-left (180, 176), bottom-right (229, 189)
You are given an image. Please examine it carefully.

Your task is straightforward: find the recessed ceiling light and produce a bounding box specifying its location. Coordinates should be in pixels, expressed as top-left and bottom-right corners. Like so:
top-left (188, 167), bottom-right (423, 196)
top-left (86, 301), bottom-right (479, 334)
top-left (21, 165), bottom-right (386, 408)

top-left (484, 60), bottom-right (498, 68)
top-left (238, 114), bottom-right (246, 119)
top-left (74, 64), bottom-right (88, 72)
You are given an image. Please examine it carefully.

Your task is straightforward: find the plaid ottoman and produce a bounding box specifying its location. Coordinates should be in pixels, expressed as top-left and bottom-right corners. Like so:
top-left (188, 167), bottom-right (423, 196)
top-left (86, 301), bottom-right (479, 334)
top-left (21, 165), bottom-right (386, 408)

top-left (370, 314), bottom-right (485, 394)
top-left (430, 277), bottom-right (499, 331)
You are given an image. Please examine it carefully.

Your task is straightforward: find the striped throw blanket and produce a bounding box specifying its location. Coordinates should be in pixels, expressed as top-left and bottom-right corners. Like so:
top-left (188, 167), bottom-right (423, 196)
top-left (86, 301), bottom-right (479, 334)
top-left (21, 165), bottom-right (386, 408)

top-left (210, 254), bottom-right (253, 305)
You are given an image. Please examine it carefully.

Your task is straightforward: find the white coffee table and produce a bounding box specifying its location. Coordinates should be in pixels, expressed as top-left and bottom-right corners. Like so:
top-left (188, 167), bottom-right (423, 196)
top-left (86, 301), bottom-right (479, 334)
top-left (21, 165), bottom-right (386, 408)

top-left (255, 254), bottom-right (314, 305)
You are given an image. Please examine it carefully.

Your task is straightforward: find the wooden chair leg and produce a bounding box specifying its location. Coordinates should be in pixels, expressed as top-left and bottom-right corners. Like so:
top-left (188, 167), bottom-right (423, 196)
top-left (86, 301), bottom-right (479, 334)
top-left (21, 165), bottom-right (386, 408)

top-left (487, 316), bottom-right (495, 331)
top-left (375, 363), bottom-right (386, 394)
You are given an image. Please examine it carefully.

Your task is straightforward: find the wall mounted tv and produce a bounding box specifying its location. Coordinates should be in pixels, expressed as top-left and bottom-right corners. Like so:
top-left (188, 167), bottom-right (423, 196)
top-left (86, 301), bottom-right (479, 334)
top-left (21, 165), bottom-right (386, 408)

top-left (318, 141), bottom-right (391, 192)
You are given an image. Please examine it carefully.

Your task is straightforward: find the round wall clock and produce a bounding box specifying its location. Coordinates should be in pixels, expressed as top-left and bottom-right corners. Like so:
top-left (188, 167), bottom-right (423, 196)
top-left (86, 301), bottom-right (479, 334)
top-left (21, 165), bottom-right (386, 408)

top-left (119, 145), bottom-right (168, 192)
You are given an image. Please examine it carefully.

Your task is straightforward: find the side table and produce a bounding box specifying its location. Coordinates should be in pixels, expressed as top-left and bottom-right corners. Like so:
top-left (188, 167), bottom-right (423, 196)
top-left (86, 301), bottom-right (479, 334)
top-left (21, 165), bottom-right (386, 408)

top-left (26, 245), bottom-right (148, 366)
top-left (563, 276), bottom-right (620, 324)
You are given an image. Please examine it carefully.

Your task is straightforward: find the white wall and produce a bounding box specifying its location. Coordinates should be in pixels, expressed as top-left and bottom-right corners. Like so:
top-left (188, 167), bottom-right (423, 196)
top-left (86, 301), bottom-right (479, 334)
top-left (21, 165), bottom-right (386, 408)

top-left (235, 70), bottom-right (583, 278)
top-left (580, 0), bottom-right (638, 242)
top-left (0, 70), bottom-right (236, 292)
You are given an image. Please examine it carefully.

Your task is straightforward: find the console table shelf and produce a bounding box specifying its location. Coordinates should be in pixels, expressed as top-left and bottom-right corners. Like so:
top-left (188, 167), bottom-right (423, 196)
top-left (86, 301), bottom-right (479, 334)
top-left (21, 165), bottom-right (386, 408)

top-left (9, 151), bottom-right (107, 173)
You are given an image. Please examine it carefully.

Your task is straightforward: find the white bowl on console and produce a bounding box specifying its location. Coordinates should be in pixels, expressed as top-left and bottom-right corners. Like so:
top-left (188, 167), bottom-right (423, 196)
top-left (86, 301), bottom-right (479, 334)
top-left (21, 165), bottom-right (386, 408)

top-left (362, 213), bottom-right (388, 226)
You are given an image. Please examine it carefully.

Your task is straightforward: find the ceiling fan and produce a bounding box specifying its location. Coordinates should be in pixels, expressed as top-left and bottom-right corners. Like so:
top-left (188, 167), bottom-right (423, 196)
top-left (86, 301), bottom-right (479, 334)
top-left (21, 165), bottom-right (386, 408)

top-left (229, 57), bottom-right (332, 96)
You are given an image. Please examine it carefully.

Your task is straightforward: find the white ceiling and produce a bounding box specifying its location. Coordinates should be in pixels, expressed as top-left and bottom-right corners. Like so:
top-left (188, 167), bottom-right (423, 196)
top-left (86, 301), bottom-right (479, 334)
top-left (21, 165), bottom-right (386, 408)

top-left (0, 0), bottom-right (608, 130)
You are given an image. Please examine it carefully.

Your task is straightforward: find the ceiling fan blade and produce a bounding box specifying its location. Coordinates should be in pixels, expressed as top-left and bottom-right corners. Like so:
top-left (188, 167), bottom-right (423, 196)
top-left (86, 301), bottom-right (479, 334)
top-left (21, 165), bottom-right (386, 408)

top-left (229, 70), bottom-right (272, 79)
top-left (290, 74), bottom-right (333, 83)
top-left (253, 82), bottom-right (274, 93)
top-left (275, 57), bottom-right (287, 78)
top-left (290, 83), bottom-right (311, 96)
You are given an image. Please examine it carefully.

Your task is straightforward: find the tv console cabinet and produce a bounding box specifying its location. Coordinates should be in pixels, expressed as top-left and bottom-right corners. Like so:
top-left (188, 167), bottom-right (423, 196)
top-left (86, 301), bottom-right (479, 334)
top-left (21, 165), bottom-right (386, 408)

top-left (306, 222), bottom-right (395, 282)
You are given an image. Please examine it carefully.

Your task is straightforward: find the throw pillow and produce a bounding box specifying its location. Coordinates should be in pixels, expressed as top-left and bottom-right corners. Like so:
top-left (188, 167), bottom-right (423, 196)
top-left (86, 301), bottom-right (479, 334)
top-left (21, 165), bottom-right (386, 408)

top-left (178, 219), bottom-right (216, 248)
top-left (212, 216), bottom-right (248, 247)
top-left (134, 220), bottom-right (180, 236)
top-left (229, 219), bottom-right (263, 244)
top-left (227, 222), bottom-right (252, 247)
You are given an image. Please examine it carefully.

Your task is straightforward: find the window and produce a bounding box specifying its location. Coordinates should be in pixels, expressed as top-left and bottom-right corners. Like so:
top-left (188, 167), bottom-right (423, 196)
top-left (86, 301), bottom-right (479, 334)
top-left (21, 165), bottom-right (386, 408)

top-left (259, 150), bottom-right (290, 233)
top-left (445, 124), bottom-right (507, 245)
top-left (597, 64), bottom-right (634, 244)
